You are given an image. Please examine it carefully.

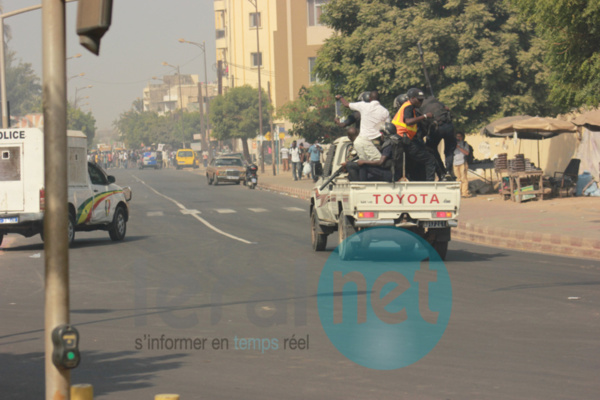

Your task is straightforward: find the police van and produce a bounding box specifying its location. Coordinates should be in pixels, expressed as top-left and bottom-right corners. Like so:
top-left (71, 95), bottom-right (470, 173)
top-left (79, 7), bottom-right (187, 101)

top-left (0, 128), bottom-right (132, 247)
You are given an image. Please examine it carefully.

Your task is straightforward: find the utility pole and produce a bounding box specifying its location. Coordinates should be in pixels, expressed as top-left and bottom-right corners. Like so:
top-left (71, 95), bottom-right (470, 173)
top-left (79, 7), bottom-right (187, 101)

top-left (268, 81), bottom-right (275, 176)
top-left (43, 0), bottom-right (71, 398)
top-left (217, 60), bottom-right (223, 95)
top-left (248, 0), bottom-right (264, 173)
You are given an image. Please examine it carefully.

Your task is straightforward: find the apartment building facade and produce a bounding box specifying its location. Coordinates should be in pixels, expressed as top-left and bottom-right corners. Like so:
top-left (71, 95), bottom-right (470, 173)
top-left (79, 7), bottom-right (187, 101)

top-left (214, 0), bottom-right (333, 119)
top-left (143, 75), bottom-right (220, 116)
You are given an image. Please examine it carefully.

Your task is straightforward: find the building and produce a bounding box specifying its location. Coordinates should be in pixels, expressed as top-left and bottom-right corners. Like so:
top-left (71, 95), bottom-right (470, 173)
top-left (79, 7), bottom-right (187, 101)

top-left (214, 0), bottom-right (333, 120)
top-left (142, 74), bottom-right (219, 116)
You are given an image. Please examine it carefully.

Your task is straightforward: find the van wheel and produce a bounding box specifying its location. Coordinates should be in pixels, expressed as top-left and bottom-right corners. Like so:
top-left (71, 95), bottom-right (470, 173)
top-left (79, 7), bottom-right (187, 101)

top-left (311, 210), bottom-right (328, 251)
top-left (68, 211), bottom-right (76, 245)
top-left (338, 214), bottom-right (356, 260)
top-left (108, 207), bottom-right (127, 241)
top-left (0, 233), bottom-right (4, 247)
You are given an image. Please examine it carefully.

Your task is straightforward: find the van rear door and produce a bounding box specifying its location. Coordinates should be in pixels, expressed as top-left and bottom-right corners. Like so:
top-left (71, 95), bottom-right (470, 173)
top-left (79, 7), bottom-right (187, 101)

top-left (0, 145), bottom-right (24, 212)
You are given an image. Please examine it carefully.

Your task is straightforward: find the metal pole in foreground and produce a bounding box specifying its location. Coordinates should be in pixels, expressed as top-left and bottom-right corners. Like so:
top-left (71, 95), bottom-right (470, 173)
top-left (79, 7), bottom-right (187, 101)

top-left (42, 0), bottom-right (71, 399)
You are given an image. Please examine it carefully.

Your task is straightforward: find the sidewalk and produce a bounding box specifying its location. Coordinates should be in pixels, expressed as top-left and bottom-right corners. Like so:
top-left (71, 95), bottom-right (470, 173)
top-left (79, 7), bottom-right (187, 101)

top-left (249, 166), bottom-right (600, 261)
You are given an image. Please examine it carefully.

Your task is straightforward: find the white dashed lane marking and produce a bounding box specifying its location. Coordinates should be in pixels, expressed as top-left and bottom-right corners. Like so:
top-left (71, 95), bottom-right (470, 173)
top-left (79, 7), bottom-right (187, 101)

top-left (146, 211), bottom-right (164, 217)
top-left (215, 209), bottom-right (237, 214)
top-left (282, 207), bottom-right (305, 212)
top-left (248, 208), bottom-right (268, 213)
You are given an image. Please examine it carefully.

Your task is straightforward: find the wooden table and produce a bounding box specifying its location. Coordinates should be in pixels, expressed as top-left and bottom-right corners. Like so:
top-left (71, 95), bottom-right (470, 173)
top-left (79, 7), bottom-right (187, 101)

top-left (508, 170), bottom-right (544, 203)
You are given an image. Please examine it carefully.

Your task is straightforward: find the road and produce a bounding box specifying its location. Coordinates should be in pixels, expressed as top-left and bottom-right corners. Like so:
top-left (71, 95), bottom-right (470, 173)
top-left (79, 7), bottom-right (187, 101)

top-left (1, 168), bottom-right (599, 399)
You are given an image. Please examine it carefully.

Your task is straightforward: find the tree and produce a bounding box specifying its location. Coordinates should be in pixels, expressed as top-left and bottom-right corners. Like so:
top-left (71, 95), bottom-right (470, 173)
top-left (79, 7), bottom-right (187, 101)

top-left (68, 103), bottom-right (97, 146)
top-left (315, 0), bottom-right (556, 132)
top-left (509, 0), bottom-right (600, 109)
top-left (114, 97), bottom-right (204, 149)
top-left (278, 84), bottom-right (344, 143)
top-left (5, 50), bottom-right (42, 117)
top-left (209, 85), bottom-right (270, 161)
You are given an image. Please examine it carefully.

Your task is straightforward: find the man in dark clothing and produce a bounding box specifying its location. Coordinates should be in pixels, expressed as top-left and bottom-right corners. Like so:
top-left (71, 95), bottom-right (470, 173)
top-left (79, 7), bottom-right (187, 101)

top-left (391, 88), bottom-right (437, 181)
top-left (421, 96), bottom-right (456, 179)
top-left (356, 137), bottom-right (401, 182)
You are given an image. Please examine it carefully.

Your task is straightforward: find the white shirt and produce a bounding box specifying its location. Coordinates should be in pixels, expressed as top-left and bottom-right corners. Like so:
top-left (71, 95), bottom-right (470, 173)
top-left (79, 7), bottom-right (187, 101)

top-left (349, 100), bottom-right (390, 140)
top-left (280, 147), bottom-right (289, 159)
top-left (289, 147), bottom-right (301, 163)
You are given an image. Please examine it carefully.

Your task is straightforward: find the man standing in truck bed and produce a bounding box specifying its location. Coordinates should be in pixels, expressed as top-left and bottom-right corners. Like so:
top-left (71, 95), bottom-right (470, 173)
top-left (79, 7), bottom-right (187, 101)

top-left (392, 88), bottom-right (437, 181)
top-left (335, 91), bottom-right (389, 162)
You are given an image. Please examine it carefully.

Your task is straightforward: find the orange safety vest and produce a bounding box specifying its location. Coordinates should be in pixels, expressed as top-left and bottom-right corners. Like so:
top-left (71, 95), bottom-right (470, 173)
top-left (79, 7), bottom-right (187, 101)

top-left (392, 101), bottom-right (418, 140)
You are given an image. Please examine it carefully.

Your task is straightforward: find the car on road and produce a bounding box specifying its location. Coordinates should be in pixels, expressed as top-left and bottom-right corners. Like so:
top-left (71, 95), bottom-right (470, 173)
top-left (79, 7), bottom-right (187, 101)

top-left (206, 157), bottom-right (246, 185)
top-left (176, 149), bottom-right (199, 170)
top-left (139, 151), bottom-right (162, 169)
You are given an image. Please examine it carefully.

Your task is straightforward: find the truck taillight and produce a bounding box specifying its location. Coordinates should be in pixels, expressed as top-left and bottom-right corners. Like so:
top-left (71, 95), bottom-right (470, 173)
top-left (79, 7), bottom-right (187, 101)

top-left (358, 212), bottom-right (376, 219)
top-left (433, 211), bottom-right (452, 218)
top-left (40, 188), bottom-right (46, 211)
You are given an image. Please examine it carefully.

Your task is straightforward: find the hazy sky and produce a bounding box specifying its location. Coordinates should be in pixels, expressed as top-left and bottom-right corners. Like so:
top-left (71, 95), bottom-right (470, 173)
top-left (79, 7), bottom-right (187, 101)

top-left (3, 0), bottom-right (217, 131)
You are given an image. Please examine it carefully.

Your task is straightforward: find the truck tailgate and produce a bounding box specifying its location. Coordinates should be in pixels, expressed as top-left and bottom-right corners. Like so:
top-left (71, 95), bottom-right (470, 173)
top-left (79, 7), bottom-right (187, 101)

top-left (349, 181), bottom-right (461, 219)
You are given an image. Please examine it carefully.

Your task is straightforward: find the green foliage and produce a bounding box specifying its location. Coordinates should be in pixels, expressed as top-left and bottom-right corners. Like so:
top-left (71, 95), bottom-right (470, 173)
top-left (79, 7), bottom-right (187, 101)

top-left (277, 84), bottom-right (344, 143)
top-left (509, 0), bottom-right (600, 109)
top-left (114, 99), bottom-right (204, 149)
top-left (209, 85), bottom-right (270, 141)
top-left (68, 103), bottom-right (97, 147)
top-left (5, 51), bottom-right (42, 117)
top-left (316, 0), bottom-right (556, 132)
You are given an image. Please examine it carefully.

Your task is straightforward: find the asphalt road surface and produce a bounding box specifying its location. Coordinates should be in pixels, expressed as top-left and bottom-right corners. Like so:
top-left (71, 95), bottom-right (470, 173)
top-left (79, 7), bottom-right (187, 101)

top-left (1, 168), bottom-right (599, 399)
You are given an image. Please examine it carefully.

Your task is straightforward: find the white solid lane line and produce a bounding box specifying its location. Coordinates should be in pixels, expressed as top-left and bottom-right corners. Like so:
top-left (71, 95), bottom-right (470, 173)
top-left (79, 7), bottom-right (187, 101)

top-left (132, 175), bottom-right (254, 245)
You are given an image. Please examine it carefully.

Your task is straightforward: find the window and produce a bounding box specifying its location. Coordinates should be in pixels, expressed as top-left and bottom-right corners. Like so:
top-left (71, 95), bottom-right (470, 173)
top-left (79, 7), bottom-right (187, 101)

top-left (251, 52), bottom-right (262, 68)
top-left (250, 12), bottom-right (261, 28)
top-left (307, 0), bottom-right (327, 26)
top-left (308, 57), bottom-right (320, 83)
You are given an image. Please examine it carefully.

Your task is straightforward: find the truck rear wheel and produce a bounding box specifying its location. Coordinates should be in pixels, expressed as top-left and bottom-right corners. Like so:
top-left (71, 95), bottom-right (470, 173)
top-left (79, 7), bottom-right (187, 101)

top-left (433, 240), bottom-right (448, 260)
top-left (338, 214), bottom-right (356, 260)
top-left (109, 207), bottom-right (127, 241)
top-left (311, 210), bottom-right (328, 251)
top-left (0, 233), bottom-right (4, 247)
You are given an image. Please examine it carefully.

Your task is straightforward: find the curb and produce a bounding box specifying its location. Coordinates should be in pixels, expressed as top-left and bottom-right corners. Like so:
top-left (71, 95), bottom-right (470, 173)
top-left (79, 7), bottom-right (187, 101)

top-left (453, 221), bottom-right (600, 260)
top-left (257, 181), bottom-right (600, 261)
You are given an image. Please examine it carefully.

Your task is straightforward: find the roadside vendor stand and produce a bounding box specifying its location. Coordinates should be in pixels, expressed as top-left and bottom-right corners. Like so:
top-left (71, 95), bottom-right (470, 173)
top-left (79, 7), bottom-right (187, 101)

top-left (483, 116), bottom-right (578, 203)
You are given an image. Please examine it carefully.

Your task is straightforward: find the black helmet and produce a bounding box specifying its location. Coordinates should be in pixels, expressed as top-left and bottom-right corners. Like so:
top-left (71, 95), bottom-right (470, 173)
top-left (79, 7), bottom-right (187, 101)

top-left (393, 93), bottom-right (408, 108)
top-left (357, 91), bottom-right (371, 102)
top-left (381, 122), bottom-right (396, 137)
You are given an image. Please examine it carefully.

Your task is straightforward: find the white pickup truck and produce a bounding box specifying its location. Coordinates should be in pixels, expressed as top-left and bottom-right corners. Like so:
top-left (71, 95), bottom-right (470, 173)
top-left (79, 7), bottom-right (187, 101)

top-left (0, 128), bottom-right (132, 247)
top-left (310, 137), bottom-right (461, 260)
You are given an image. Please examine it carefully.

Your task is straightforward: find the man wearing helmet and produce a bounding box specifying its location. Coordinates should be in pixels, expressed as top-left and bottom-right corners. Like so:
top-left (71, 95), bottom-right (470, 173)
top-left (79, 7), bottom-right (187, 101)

top-left (335, 90), bottom-right (389, 162)
top-left (391, 88), bottom-right (437, 181)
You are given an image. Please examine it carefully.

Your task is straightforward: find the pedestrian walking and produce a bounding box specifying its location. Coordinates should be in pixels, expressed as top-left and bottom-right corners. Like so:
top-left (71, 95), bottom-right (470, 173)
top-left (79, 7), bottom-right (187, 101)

top-left (308, 140), bottom-right (323, 182)
top-left (280, 146), bottom-right (290, 171)
top-left (289, 141), bottom-right (302, 181)
top-left (453, 132), bottom-right (472, 198)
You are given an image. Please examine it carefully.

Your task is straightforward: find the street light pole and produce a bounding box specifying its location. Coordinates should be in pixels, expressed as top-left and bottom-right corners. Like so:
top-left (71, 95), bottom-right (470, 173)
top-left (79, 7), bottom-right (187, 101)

top-left (248, 0), bottom-right (264, 172)
top-left (178, 38), bottom-right (210, 155)
top-left (73, 85), bottom-right (92, 108)
top-left (0, 0), bottom-right (77, 128)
